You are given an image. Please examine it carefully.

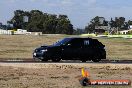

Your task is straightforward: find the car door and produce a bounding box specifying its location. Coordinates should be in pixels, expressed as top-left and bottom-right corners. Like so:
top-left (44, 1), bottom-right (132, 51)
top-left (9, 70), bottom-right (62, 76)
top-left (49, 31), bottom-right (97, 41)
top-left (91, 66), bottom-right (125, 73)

top-left (61, 38), bottom-right (83, 60)
top-left (68, 38), bottom-right (83, 59)
top-left (61, 43), bottom-right (73, 59)
top-left (82, 39), bottom-right (94, 58)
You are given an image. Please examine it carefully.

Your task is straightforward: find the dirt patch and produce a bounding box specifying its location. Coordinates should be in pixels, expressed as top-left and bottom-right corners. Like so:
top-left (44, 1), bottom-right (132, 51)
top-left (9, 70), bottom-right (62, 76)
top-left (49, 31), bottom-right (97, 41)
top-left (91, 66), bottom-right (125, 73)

top-left (0, 63), bottom-right (131, 88)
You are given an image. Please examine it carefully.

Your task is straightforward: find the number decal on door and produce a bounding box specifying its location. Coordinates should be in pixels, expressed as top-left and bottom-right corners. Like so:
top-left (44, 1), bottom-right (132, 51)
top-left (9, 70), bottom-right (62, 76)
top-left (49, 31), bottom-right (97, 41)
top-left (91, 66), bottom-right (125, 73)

top-left (84, 40), bottom-right (89, 45)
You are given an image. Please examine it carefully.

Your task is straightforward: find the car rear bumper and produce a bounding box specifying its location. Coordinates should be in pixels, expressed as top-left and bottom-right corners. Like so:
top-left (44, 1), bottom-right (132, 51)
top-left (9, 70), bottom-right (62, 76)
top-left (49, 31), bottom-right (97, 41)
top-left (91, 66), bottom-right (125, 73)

top-left (101, 51), bottom-right (106, 59)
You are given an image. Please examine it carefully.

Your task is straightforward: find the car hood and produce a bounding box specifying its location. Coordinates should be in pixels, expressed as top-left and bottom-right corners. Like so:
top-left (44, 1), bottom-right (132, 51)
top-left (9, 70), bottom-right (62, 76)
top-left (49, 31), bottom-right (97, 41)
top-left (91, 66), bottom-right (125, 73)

top-left (41, 45), bottom-right (55, 48)
top-left (41, 45), bottom-right (48, 48)
top-left (35, 45), bottom-right (55, 51)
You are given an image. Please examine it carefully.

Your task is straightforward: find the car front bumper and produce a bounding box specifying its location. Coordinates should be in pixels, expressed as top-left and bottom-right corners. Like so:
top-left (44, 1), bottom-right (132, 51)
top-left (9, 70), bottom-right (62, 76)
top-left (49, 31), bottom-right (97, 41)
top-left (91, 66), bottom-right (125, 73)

top-left (33, 52), bottom-right (44, 60)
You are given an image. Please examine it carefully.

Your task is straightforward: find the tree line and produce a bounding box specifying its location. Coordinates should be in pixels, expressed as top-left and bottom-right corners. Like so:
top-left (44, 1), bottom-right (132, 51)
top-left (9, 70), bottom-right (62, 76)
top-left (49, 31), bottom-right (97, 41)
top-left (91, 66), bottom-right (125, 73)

top-left (8, 10), bottom-right (73, 34)
top-left (7, 10), bottom-right (132, 34)
top-left (85, 16), bottom-right (132, 34)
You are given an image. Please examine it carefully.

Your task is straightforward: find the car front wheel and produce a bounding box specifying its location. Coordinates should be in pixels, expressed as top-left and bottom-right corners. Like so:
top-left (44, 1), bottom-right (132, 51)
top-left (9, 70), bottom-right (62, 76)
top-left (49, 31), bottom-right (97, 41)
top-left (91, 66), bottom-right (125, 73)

top-left (52, 53), bottom-right (61, 62)
top-left (41, 59), bottom-right (48, 62)
top-left (41, 57), bottom-right (48, 62)
top-left (52, 58), bottom-right (61, 62)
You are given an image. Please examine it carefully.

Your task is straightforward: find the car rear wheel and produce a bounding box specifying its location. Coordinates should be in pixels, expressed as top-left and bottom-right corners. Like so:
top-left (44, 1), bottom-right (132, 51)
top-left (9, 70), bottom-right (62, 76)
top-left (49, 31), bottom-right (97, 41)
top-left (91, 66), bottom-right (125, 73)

top-left (92, 58), bottom-right (101, 62)
top-left (81, 59), bottom-right (87, 62)
top-left (92, 53), bottom-right (101, 62)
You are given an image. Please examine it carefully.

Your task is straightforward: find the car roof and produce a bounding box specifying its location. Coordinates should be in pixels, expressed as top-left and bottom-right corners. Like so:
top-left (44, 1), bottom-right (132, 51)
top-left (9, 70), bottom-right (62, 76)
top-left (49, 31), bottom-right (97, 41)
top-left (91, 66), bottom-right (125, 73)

top-left (65, 37), bottom-right (93, 40)
top-left (64, 37), bottom-right (104, 46)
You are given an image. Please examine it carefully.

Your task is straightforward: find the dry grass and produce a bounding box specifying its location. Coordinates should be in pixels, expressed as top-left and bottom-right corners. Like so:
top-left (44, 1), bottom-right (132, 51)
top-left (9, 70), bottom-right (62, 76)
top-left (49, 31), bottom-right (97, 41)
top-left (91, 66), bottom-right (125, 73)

top-left (0, 35), bottom-right (66, 59)
top-left (0, 35), bottom-right (132, 60)
top-left (96, 38), bottom-right (132, 60)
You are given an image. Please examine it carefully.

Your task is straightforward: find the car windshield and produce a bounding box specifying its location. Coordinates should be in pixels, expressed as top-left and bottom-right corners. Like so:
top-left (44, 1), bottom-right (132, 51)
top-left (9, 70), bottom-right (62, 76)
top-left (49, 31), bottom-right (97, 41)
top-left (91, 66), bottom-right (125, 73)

top-left (53, 38), bottom-right (71, 46)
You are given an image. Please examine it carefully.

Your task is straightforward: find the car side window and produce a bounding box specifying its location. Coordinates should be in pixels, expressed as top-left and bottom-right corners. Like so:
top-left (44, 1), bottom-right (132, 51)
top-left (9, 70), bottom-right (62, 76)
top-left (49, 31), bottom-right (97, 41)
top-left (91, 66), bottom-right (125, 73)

top-left (69, 39), bottom-right (82, 48)
top-left (91, 39), bottom-right (100, 47)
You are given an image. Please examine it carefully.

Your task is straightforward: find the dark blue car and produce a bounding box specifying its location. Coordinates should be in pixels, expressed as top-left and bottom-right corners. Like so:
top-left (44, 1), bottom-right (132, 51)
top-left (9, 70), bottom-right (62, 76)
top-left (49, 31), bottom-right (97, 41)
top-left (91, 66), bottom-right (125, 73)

top-left (33, 37), bottom-right (106, 62)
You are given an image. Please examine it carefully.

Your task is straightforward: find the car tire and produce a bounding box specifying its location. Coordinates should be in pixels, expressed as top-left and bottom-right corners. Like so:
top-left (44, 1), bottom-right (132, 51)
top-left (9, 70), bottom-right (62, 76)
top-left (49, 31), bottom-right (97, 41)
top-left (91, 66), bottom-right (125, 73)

top-left (41, 57), bottom-right (48, 62)
top-left (92, 58), bottom-right (101, 62)
top-left (92, 53), bottom-right (101, 62)
top-left (41, 59), bottom-right (48, 62)
top-left (52, 53), bottom-right (61, 62)
top-left (81, 59), bottom-right (87, 62)
top-left (52, 58), bottom-right (61, 62)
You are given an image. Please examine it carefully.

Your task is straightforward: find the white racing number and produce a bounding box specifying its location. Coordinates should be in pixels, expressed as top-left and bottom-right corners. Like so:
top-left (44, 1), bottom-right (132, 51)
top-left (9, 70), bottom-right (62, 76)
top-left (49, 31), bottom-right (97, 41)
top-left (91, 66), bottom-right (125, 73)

top-left (84, 40), bottom-right (89, 46)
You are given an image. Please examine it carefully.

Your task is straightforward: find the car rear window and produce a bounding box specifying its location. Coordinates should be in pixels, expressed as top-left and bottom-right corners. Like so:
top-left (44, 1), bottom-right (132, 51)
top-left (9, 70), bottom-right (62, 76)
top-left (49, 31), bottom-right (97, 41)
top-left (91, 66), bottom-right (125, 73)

top-left (92, 39), bottom-right (104, 47)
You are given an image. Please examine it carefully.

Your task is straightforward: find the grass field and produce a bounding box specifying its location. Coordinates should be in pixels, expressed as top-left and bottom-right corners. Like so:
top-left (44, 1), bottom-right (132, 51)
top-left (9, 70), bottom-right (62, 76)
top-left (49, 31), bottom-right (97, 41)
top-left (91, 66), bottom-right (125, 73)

top-left (0, 34), bottom-right (132, 60)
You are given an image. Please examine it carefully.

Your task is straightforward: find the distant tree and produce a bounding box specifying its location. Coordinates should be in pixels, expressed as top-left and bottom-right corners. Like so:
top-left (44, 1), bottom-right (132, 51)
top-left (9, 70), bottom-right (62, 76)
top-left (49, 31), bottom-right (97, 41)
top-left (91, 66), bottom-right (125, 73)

top-left (73, 28), bottom-right (84, 35)
top-left (9, 10), bottom-right (74, 34)
top-left (109, 18), bottom-right (116, 28)
top-left (85, 24), bottom-right (95, 33)
top-left (109, 17), bottom-right (127, 33)
top-left (103, 20), bottom-right (108, 26)
top-left (43, 14), bottom-right (58, 33)
top-left (128, 20), bottom-right (132, 25)
top-left (90, 16), bottom-right (100, 26)
top-left (85, 16), bottom-right (107, 33)
top-left (55, 15), bottom-right (73, 34)
top-left (26, 10), bottom-right (44, 32)
top-left (117, 22), bottom-right (129, 30)
top-left (0, 22), bottom-right (2, 28)
top-left (115, 17), bottom-right (125, 30)
top-left (9, 10), bottom-right (24, 29)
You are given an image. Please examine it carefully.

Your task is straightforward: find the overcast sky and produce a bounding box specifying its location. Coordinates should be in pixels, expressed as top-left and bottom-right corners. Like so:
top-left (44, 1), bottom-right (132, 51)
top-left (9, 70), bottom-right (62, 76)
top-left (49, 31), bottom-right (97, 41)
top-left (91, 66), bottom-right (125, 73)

top-left (0, 0), bottom-right (132, 28)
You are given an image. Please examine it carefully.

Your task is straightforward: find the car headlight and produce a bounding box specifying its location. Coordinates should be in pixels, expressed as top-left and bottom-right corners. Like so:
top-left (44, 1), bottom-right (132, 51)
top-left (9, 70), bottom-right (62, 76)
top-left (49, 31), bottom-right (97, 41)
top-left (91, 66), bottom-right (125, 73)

top-left (41, 49), bottom-right (47, 52)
